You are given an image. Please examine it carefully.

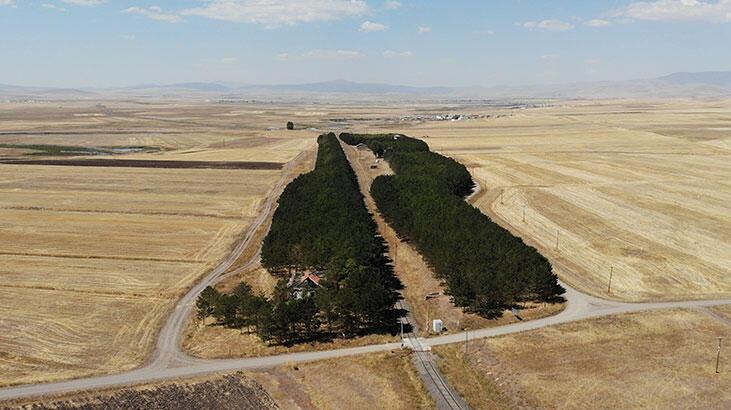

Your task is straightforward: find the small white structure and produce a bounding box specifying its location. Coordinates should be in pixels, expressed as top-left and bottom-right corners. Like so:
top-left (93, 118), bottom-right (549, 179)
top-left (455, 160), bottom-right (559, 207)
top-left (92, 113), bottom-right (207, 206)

top-left (432, 319), bottom-right (443, 333)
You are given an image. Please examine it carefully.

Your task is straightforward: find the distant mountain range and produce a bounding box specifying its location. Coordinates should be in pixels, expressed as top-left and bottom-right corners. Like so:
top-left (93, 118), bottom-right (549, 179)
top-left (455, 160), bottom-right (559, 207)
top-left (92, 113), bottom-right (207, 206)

top-left (658, 71), bottom-right (731, 88)
top-left (2, 71), bottom-right (730, 101)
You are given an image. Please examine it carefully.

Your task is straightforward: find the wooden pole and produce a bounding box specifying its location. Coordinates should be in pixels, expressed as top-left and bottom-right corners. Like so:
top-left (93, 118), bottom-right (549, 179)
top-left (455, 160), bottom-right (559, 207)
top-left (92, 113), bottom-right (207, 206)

top-left (555, 229), bottom-right (559, 251)
top-left (608, 266), bottom-right (614, 294)
top-left (717, 337), bottom-right (723, 374)
top-left (522, 205), bottom-right (526, 223)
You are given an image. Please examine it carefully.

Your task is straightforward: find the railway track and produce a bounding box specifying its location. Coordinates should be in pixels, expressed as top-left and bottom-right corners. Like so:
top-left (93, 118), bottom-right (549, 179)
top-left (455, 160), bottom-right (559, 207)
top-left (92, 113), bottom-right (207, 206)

top-left (1, 143), bottom-right (730, 405)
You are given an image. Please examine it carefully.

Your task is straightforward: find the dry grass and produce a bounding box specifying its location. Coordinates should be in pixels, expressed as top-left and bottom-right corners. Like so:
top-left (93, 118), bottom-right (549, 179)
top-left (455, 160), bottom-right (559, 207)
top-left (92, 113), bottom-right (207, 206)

top-left (433, 308), bottom-right (731, 409)
top-left (184, 325), bottom-right (397, 359)
top-left (253, 350), bottom-right (435, 409)
top-left (0, 165), bottom-right (283, 387)
top-left (394, 100), bottom-right (731, 301)
top-left (3, 98), bottom-right (729, 391)
top-left (0, 102), bottom-right (320, 387)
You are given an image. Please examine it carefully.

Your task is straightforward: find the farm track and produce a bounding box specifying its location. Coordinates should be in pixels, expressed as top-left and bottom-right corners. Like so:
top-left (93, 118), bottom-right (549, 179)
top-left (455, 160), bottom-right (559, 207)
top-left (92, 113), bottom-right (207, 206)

top-left (1, 144), bottom-right (730, 404)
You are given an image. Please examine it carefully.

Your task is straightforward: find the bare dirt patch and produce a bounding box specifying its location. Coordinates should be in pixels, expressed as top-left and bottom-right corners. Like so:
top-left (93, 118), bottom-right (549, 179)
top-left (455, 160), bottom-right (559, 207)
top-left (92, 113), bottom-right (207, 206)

top-left (0, 158), bottom-right (283, 169)
top-left (3, 372), bottom-right (276, 410)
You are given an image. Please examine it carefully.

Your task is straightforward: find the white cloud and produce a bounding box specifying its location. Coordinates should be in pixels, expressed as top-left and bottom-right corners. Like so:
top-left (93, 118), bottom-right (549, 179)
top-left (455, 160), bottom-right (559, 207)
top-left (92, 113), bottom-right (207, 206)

top-left (585, 18), bottom-right (612, 27)
top-left (616, 0), bottom-right (731, 22)
top-left (61, 0), bottom-right (106, 6)
top-left (120, 34), bottom-right (136, 40)
top-left (360, 20), bottom-right (387, 32)
top-left (523, 19), bottom-right (575, 31)
top-left (43, 3), bottom-right (67, 11)
top-left (540, 54), bottom-right (560, 61)
top-left (383, 50), bottom-right (413, 58)
top-left (417, 25), bottom-right (432, 33)
top-left (122, 6), bottom-right (182, 23)
top-left (181, 0), bottom-right (368, 27)
top-left (585, 57), bottom-right (601, 65)
top-left (278, 49), bottom-right (365, 61)
top-left (0, 0), bottom-right (16, 6)
top-left (221, 57), bottom-right (239, 64)
top-left (384, 1), bottom-right (401, 9)
top-left (473, 28), bottom-right (494, 36)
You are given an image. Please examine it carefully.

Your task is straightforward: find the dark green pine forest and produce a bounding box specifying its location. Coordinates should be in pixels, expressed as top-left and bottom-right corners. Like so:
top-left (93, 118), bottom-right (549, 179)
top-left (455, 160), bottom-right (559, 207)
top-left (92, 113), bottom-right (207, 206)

top-left (341, 133), bottom-right (564, 318)
top-left (197, 133), bottom-right (401, 345)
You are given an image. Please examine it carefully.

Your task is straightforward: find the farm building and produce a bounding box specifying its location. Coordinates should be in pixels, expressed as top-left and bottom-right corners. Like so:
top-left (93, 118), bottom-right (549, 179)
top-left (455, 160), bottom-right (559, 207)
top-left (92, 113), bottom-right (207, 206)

top-left (290, 272), bottom-right (323, 299)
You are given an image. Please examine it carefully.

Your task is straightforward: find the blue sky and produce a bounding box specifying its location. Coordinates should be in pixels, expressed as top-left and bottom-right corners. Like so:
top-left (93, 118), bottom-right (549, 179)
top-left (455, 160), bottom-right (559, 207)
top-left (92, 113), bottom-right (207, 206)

top-left (1, 0), bottom-right (730, 88)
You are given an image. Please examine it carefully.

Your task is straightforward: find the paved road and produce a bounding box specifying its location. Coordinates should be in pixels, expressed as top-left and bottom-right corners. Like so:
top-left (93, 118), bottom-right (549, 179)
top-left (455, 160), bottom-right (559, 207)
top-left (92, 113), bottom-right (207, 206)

top-left (1, 148), bottom-right (730, 403)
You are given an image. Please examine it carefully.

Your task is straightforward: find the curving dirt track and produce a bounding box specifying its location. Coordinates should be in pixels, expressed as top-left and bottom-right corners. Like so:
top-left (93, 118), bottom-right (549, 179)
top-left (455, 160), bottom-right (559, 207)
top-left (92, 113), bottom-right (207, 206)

top-left (0, 146), bottom-right (729, 404)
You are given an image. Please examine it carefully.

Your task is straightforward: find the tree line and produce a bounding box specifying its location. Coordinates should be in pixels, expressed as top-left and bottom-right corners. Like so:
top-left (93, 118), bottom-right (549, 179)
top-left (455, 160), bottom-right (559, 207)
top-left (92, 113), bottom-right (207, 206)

top-left (196, 133), bottom-right (401, 345)
top-left (341, 133), bottom-right (564, 318)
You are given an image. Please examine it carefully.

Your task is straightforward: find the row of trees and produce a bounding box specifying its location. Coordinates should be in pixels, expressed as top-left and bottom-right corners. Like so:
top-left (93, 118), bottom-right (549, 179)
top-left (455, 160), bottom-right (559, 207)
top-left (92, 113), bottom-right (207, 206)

top-left (197, 133), bottom-right (401, 345)
top-left (341, 133), bottom-right (564, 318)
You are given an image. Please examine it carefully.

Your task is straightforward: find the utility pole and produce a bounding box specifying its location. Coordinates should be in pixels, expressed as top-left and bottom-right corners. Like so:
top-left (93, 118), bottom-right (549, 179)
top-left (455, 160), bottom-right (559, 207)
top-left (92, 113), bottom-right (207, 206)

top-left (500, 189), bottom-right (504, 205)
top-left (607, 266), bottom-right (614, 294)
top-left (555, 229), bottom-right (559, 251)
top-left (716, 337), bottom-right (723, 374)
top-left (464, 328), bottom-right (469, 356)
top-left (522, 205), bottom-right (526, 223)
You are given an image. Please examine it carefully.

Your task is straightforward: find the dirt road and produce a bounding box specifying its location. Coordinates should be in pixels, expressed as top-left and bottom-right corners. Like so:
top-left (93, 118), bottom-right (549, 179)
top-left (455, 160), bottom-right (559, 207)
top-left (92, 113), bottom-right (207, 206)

top-left (0, 145), bottom-right (729, 403)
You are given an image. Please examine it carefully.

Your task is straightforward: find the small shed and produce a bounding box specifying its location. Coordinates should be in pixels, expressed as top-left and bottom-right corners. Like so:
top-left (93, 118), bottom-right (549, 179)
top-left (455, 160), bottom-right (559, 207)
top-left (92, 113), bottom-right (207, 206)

top-left (432, 319), bottom-right (443, 333)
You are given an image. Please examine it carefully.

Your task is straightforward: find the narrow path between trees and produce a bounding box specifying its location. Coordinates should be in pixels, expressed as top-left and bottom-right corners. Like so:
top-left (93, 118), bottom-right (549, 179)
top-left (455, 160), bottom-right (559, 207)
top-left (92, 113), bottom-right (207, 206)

top-left (1, 144), bottom-right (730, 403)
top-left (341, 139), bottom-right (469, 409)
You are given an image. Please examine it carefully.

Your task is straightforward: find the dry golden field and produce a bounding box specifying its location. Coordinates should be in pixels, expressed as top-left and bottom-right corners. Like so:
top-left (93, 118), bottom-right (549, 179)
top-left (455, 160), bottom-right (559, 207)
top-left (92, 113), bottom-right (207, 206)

top-left (395, 100), bottom-right (731, 301)
top-left (253, 351), bottom-right (434, 409)
top-left (0, 101), bottom-right (319, 386)
top-left (434, 308), bottom-right (731, 409)
top-left (2, 97), bottom-right (729, 394)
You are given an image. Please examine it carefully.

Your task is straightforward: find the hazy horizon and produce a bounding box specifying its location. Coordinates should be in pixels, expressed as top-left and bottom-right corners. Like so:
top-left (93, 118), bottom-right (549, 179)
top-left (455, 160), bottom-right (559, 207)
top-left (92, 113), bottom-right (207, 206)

top-left (1, 1), bottom-right (731, 88)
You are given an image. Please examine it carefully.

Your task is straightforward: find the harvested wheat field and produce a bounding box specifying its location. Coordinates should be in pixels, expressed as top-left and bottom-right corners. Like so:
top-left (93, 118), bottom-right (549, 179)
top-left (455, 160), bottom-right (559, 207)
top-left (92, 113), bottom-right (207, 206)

top-left (397, 100), bottom-right (731, 301)
top-left (0, 164), bottom-right (285, 387)
top-left (0, 101), bottom-right (318, 387)
top-left (253, 350), bottom-right (434, 410)
top-left (434, 308), bottom-right (730, 409)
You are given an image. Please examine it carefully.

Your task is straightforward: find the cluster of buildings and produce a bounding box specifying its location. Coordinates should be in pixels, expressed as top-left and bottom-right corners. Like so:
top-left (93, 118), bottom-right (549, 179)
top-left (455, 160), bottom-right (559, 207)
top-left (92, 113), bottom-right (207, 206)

top-left (397, 113), bottom-right (510, 122)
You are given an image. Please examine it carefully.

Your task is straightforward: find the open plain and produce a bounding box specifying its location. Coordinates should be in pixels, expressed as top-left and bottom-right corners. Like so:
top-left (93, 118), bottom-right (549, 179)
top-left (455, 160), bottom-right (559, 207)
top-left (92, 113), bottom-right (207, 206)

top-left (0, 101), bottom-right (319, 387)
top-left (434, 307), bottom-right (731, 409)
top-left (395, 100), bottom-right (731, 301)
top-left (1, 98), bottom-right (730, 407)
